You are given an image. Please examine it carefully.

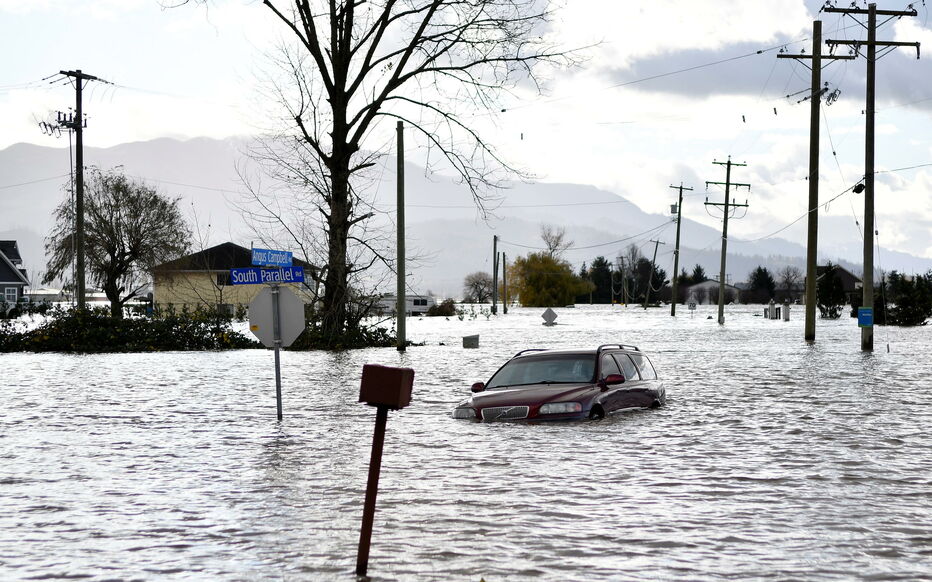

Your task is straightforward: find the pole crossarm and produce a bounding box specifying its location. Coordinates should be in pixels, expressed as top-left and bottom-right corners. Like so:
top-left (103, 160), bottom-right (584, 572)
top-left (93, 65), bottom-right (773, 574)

top-left (705, 181), bottom-right (750, 189)
top-left (777, 53), bottom-right (856, 71)
top-left (825, 39), bottom-right (920, 59)
top-left (704, 201), bottom-right (749, 208)
top-left (823, 7), bottom-right (917, 16)
top-left (59, 70), bottom-right (103, 82)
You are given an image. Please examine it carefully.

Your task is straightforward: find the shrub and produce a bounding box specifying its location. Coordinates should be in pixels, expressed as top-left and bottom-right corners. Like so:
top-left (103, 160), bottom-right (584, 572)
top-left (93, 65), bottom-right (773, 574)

top-left (0, 306), bottom-right (260, 353)
top-left (426, 298), bottom-right (456, 317)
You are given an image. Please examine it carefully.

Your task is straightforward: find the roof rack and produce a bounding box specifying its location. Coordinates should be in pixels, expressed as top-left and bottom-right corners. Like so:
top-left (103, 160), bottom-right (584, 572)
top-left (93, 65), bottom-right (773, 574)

top-left (597, 343), bottom-right (640, 353)
top-left (513, 348), bottom-right (548, 358)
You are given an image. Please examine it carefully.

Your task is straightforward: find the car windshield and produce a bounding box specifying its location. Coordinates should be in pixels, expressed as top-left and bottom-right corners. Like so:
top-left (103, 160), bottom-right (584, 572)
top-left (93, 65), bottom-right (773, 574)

top-left (486, 353), bottom-right (596, 389)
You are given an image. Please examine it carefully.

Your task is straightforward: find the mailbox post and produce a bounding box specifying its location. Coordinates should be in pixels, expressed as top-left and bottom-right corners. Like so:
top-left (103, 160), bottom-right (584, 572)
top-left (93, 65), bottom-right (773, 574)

top-left (355, 364), bottom-right (414, 578)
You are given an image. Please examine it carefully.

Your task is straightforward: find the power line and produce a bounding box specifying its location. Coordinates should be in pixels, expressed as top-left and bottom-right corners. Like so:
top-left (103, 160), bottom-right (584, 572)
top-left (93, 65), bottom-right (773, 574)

top-left (0, 174), bottom-right (70, 190)
top-left (499, 220), bottom-right (671, 252)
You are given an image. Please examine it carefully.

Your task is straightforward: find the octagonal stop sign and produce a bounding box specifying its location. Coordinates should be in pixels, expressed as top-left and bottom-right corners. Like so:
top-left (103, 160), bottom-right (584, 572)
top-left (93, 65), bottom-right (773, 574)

top-left (248, 286), bottom-right (306, 347)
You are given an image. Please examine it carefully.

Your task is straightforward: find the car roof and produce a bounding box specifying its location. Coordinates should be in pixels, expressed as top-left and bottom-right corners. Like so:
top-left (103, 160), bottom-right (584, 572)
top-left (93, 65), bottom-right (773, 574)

top-left (511, 345), bottom-right (642, 359)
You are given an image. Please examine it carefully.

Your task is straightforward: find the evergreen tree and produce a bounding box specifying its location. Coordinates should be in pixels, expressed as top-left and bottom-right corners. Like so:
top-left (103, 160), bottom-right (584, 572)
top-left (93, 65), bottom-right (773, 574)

top-left (747, 266), bottom-right (777, 304)
top-left (817, 262), bottom-right (847, 319)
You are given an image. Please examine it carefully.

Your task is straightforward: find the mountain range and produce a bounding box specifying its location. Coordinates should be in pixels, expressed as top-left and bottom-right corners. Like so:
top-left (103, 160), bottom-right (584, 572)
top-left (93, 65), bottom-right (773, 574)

top-left (2, 137), bottom-right (930, 298)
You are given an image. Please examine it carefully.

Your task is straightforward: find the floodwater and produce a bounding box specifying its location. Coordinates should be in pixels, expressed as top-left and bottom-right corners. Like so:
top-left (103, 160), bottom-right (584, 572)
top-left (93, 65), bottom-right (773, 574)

top-left (1, 304), bottom-right (931, 581)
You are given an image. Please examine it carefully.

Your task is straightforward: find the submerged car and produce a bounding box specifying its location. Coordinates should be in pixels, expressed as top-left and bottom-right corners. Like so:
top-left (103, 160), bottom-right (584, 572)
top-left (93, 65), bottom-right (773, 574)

top-left (452, 344), bottom-right (665, 421)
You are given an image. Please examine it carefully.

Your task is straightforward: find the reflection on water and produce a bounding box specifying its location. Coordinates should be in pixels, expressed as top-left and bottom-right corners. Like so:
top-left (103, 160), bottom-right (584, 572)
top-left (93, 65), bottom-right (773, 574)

top-left (1, 305), bottom-right (931, 581)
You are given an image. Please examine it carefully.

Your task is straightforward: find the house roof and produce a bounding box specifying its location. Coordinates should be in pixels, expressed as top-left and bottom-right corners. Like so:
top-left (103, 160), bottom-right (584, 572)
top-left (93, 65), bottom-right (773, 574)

top-left (0, 242), bottom-right (29, 286)
top-left (153, 242), bottom-right (312, 272)
top-left (0, 241), bottom-right (22, 265)
top-left (817, 264), bottom-right (861, 283)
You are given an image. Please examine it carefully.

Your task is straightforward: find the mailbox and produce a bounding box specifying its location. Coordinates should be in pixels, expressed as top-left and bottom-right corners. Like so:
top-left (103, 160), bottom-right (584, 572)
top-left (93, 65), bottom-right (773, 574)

top-left (359, 364), bottom-right (414, 409)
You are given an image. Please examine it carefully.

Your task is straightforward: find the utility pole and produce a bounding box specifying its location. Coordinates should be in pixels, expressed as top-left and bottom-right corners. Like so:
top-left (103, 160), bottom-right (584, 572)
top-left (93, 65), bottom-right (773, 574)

top-left (491, 235), bottom-right (499, 314)
top-left (643, 239), bottom-right (665, 310)
top-left (778, 20), bottom-right (856, 343)
top-left (618, 257), bottom-right (628, 306)
top-left (705, 157), bottom-right (750, 325)
top-left (669, 183), bottom-right (692, 316)
top-left (824, 3), bottom-right (919, 352)
top-left (502, 253), bottom-right (508, 314)
top-left (60, 70), bottom-right (104, 309)
top-left (396, 121), bottom-right (406, 352)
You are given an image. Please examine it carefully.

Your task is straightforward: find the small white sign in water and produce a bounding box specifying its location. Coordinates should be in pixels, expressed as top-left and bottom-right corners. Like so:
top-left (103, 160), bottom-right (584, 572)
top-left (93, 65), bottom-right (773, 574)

top-left (542, 308), bottom-right (557, 326)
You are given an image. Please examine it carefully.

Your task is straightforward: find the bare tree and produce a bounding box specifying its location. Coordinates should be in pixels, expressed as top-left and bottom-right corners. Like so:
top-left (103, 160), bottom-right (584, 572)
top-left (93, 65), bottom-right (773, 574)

top-left (177, 0), bottom-right (574, 345)
top-left (540, 224), bottom-right (573, 259)
top-left (777, 265), bottom-right (803, 301)
top-left (44, 168), bottom-right (191, 318)
top-left (462, 271), bottom-right (493, 303)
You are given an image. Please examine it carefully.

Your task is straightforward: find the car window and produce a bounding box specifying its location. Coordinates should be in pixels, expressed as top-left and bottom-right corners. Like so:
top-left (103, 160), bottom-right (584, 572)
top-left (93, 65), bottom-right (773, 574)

top-left (630, 353), bottom-right (657, 380)
top-left (487, 354), bottom-right (596, 388)
top-left (600, 354), bottom-right (621, 378)
top-left (615, 354), bottom-right (640, 380)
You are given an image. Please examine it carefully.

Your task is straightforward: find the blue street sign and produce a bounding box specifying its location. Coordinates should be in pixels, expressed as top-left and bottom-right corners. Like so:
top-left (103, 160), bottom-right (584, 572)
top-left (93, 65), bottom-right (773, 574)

top-left (230, 266), bottom-right (305, 285)
top-left (251, 247), bottom-right (293, 267)
top-left (858, 307), bottom-right (873, 328)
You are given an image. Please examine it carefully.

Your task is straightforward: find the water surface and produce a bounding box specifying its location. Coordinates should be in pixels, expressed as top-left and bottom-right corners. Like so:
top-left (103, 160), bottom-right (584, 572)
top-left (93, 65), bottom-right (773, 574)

top-left (2, 305), bottom-right (930, 581)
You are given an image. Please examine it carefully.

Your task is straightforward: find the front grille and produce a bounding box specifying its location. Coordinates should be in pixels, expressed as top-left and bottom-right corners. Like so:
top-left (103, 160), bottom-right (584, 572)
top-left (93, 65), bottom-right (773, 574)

top-left (480, 406), bottom-right (529, 421)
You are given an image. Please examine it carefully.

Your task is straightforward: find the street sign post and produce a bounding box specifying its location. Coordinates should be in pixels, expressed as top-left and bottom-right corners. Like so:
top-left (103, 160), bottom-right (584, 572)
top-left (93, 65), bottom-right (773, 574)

top-left (248, 285), bottom-right (306, 420)
top-left (355, 364), bottom-right (414, 577)
top-left (858, 307), bottom-right (873, 328)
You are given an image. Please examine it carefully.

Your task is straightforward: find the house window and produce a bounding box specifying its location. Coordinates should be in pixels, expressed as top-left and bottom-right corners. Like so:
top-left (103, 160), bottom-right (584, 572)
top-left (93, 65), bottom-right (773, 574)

top-left (216, 272), bottom-right (231, 286)
top-left (4, 287), bottom-right (17, 303)
top-left (413, 298), bottom-right (428, 306)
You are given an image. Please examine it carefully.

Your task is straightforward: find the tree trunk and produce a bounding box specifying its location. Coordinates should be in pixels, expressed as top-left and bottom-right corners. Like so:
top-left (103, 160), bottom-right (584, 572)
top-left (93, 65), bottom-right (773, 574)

top-left (320, 153), bottom-right (352, 343)
top-left (104, 282), bottom-right (123, 319)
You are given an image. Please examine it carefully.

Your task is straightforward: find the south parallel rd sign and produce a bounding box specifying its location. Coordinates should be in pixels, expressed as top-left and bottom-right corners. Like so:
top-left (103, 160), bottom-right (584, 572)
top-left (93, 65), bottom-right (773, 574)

top-left (230, 266), bottom-right (305, 285)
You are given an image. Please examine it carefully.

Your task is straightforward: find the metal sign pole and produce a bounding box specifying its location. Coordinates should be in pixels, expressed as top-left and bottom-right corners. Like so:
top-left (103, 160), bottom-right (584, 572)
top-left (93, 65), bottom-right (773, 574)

top-left (271, 283), bottom-right (283, 421)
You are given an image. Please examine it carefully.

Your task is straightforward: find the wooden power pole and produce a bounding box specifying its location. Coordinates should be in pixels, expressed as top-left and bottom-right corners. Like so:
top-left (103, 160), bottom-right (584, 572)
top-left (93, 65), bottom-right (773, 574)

top-left (60, 70), bottom-right (104, 309)
top-left (669, 183), bottom-right (692, 316)
top-left (705, 157), bottom-right (750, 325)
top-left (643, 239), bottom-right (665, 310)
top-left (491, 235), bottom-right (499, 315)
top-left (502, 252), bottom-right (508, 314)
top-left (396, 121), bottom-right (406, 352)
top-left (778, 20), bottom-right (855, 343)
top-left (824, 3), bottom-right (919, 352)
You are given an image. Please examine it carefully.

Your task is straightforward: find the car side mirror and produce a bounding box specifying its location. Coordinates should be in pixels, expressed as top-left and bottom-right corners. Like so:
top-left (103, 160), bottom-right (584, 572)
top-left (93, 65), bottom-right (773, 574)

top-left (471, 382), bottom-right (486, 393)
top-left (603, 374), bottom-right (625, 386)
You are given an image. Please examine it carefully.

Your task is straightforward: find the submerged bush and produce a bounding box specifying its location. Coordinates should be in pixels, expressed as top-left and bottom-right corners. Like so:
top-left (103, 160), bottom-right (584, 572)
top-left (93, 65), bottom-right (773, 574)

top-left (426, 298), bottom-right (456, 317)
top-left (0, 306), bottom-right (260, 353)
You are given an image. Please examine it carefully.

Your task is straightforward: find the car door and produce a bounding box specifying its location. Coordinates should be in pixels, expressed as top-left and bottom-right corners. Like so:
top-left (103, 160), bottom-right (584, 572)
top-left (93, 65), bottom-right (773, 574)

top-left (599, 353), bottom-right (630, 413)
top-left (626, 352), bottom-right (662, 408)
top-left (613, 353), bottom-right (656, 409)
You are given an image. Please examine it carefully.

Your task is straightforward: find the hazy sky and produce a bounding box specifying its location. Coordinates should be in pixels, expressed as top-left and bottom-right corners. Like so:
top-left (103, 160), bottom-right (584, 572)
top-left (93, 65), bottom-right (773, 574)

top-left (2, 0), bottom-right (931, 261)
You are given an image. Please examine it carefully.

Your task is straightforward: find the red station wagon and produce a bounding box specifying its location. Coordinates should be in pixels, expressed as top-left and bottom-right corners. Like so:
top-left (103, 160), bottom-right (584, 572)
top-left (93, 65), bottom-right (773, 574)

top-left (452, 344), bottom-right (666, 421)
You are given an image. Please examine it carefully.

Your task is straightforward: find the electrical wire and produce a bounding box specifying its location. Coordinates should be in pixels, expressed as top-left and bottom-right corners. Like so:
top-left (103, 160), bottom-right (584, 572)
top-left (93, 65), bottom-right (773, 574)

top-left (0, 174), bottom-right (70, 190)
top-left (735, 183), bottom-right (859, 243)
top-left (499, 220), bottom-right (671, 252)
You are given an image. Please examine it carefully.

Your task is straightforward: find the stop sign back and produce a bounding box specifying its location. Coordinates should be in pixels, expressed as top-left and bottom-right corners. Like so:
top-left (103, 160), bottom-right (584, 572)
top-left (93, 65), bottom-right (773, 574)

top-left (248, 286), bottom-right (306, 347)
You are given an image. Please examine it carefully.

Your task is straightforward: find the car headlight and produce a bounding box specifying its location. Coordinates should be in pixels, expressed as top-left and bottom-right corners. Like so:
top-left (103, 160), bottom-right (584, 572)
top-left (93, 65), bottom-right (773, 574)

top-left (539, 402), bottom-right (582, 414)
top-left (452, 407), bottom-right (477, 419)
